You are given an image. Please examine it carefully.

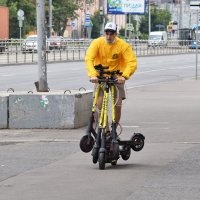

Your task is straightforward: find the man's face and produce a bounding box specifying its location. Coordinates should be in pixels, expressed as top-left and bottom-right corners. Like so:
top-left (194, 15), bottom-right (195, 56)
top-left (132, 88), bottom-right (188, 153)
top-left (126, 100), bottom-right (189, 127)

top-left (105, 31), bottom-right (117, 43)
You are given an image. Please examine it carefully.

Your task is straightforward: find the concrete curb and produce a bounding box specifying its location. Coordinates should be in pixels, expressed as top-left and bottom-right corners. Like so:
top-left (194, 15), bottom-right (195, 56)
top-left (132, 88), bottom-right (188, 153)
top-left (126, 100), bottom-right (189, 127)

top-left (0, 90), bottom-right (93, 129)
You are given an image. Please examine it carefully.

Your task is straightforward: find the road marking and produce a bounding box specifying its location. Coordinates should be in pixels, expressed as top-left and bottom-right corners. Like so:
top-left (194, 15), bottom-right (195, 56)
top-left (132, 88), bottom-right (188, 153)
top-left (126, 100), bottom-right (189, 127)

top-left (122, 125), bottom-right (140, 128)
top-left (136, 65), bottom-right (193, 74)
top-left (0, 74), bottom-right (15, 77)
top-left (0, 139), bottom-right (79, 143)
top-left (140, 122), bottom-right (169, 124)
top-left (71, 68), bottom-right (82, 71)
top-left (126, 76), bottom-right (196, 89)
top-left (175, 142), bottom-right (200, 144)
top-left (127, 82), bottom-right (167, 89)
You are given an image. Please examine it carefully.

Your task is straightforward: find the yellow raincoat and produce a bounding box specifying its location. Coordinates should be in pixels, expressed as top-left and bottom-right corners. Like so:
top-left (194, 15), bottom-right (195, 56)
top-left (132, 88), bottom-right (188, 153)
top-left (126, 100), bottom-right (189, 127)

top-left (85, 36), bottom-right (137, 79)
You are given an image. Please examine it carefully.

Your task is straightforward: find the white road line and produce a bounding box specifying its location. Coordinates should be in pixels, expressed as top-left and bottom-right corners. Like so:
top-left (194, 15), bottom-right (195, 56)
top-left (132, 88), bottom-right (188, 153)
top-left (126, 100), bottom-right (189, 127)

top-left (0, 74), bottom-right (15, 77)
top-left (136, 65), bottom-right (193, 74)
top-left (71, 68), bottom-right (82, 71)
top-left (175, 142), bottom-right (200, 144)
top-left (127, 82), bottom-right (167, 89)
top-left (0, 139), bottom-right (79, 143)
top-left (140, 122), bottom-right (169, 124)
top-left (122, 125), bottom-right (140, 128)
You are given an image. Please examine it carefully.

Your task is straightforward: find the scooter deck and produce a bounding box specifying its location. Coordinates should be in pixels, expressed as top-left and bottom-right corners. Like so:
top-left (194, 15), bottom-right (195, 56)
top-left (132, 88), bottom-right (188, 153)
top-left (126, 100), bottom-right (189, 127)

top-left (118, 139), bottom-right (133, 147)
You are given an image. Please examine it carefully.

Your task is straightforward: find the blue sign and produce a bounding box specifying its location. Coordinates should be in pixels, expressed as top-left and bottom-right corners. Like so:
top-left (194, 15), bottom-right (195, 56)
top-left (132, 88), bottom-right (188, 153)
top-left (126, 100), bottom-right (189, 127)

top-left (107, 0), bottom-right (146, 15)
top-left (85, 14), bottom-right (92, 27)
top-left (85, 21), bottom-right (93, 28)
top-left (71, 21), bottom-right (76, 27)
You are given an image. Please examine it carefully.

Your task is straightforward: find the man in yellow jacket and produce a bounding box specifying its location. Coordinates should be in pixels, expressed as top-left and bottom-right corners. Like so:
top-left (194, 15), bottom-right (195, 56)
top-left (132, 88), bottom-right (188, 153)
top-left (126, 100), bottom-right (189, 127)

top-left (85, 22), bottom-right (137, 128)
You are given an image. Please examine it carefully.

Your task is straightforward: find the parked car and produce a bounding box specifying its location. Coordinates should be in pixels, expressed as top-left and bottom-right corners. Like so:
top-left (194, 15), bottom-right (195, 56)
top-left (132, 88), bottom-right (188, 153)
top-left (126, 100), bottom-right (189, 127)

top-left (48, 36), bottom-right (66, 50)
top-left (148, 31), bottom-right (168, 47)
top-left (22, 35), bottom-right (38, 52)
top-left (22, 35), bottom-right (50, 52)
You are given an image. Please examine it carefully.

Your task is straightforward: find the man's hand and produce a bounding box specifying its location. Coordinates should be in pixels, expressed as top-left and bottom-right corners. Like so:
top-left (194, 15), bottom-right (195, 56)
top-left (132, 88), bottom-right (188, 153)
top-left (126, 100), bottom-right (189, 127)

top-left (90, 76), bottom-right (98, 83)
top-left (117, 76), bottom-right (126, 84)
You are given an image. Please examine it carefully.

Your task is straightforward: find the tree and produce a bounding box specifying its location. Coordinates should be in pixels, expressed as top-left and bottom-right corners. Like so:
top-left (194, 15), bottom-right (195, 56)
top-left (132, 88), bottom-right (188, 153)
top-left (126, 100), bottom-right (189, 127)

top-left (90, 11), bottom-right (101, 38)
top-left (0, 0), bottom-right (81, 38)
top-left (0, 0), bottom-right (36, 38)
top-left (0, 0), bottom-right (7, 6)
top-left (52, 0), bottom-right (80, 36)
top-left (17, 0), bottom-right (36, 37)
top-left (90, 11), bottom-right (108, 38)
top-left (118, 14), bottom-right (137, 38)
top-left (139, 7), bottom-right (171, 37)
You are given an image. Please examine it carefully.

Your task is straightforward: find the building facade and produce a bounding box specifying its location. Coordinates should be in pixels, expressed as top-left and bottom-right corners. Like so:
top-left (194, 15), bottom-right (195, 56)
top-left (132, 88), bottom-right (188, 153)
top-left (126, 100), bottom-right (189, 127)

top-left (0, 6), bottom-right (9, 39)
top-left (64, 0), bottom-right (127, 38)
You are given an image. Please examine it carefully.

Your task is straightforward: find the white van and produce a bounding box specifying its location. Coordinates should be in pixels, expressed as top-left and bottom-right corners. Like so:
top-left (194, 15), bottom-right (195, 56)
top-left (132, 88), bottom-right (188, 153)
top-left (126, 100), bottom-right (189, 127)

top-left (148, 31), bottom-right (168, 47)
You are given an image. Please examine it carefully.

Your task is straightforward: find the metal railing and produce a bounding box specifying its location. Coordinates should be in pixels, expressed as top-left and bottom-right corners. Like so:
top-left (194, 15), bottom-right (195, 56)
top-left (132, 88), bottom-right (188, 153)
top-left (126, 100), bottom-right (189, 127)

top-left (0, 39), bottom-right (197, 65)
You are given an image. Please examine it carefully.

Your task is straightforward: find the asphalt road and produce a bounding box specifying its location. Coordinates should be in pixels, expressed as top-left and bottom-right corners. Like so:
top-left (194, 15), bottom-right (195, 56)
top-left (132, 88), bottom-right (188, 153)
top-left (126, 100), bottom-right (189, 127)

top-left (0, 54), bottom-right (198, 91)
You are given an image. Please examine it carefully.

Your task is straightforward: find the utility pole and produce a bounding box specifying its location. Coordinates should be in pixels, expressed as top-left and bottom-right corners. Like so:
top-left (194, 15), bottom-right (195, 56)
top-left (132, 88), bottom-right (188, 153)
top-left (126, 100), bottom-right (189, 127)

top-left (125, 14), bottom-right (127, 39)
top-left (129, 14), bottom-right (131, 39)
top-left (99, 0), bottom-right (104, 36)
top-left (196, 11), bottom-right (198, 80)
top-left (84, 0), bottom-right (87, 38)
top-left (49, 0), bottom-right (52, 38)
top-left (148, 0), bottom-right (151, 35)
top-left (179, 0), bottom-right (183, 29)
top-left (36, 0), bottom-right (48, 92)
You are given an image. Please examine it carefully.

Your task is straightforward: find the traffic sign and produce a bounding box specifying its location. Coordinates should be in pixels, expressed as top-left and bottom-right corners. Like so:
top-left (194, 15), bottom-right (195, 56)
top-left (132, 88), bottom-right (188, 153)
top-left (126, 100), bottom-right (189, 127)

top-left (126, 23), bottom-right (134, 31)
top-left (85, 21), bottom-right (93, 28)
top-left (85, 13), bottom-right (92, 28)
top-left (85, 14), bottom-right (91, 22)
top-left (17, 9), bottom-right (24, 17)
top-left (71, 21), bottom-right (76, 27)
top-left (17, 9), bottom-right (24, 30)
top-left (18, 16), bottom-right (24, 21)
top-left (190, 1), bottom-right (200, 10)
top-left (17, 9), bottom-right (24, 39)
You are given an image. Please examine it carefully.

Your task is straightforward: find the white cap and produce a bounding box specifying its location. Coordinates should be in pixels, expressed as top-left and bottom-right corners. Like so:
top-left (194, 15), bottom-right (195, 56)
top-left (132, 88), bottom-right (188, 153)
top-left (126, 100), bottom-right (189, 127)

top-left (104, 22), bottom-right (117, 32)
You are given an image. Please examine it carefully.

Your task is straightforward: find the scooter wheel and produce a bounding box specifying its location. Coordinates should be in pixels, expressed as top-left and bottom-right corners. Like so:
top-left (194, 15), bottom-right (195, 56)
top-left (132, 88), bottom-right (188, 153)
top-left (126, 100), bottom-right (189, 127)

top-left (121, 146), bottom-right (131, 161)
top-left (112, 141), bottom-right (120, 160)
top-left (92, 147), bottom-right (99, 164)
top-left (99, 152), bottom-right (105, 170)
top-left (131, 133), bottom-right (145, 152)
top-left (79, 135), bottom-right (94, 153)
